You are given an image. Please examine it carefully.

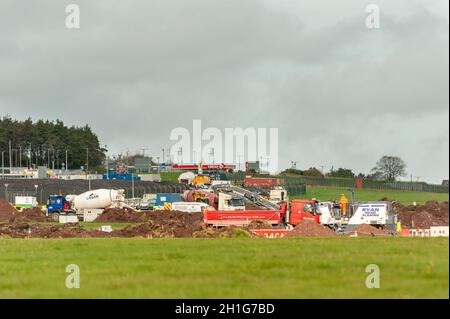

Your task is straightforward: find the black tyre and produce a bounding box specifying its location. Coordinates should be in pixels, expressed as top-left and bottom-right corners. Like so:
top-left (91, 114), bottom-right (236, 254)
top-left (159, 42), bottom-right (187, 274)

top-left (51, 212), bottom-right (60, 222)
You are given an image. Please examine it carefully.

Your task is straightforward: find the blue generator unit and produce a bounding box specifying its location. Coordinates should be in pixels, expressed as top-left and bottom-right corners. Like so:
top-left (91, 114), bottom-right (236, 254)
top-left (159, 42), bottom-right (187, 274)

top-left (155, 193), bottom-right (182, 206)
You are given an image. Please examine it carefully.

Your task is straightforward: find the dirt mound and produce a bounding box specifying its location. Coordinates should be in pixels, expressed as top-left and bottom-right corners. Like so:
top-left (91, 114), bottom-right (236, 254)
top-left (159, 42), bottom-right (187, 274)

top-left (193, 226), bottom-right (253, 238)
top-left (115, 211), bottom-right (204, 238)
top-left (94, 208), bottom-right (139, 223)
top-left (247, 220), bottom-right (273, 229)
top-left (397, 201), bottom-right (448, 228)
top-left (0, 199), bottom-right (19, 221)
top-left (0, 222), bottom-right (109, 238)
top-left (13, 208), bottom-right (49, 222)
top-left (285, 219), bottom-right (336, 237)
top-left (353, 224), bottom-right (394, 236)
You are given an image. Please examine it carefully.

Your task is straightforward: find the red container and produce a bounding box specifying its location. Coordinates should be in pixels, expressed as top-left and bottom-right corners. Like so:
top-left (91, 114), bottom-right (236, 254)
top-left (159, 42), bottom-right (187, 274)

top-left (243, 177), bottom-right (279, 188)
top-left (203, 209), bottom-right (283, 227)
top-left (356, 177), bottom-right (363, 189)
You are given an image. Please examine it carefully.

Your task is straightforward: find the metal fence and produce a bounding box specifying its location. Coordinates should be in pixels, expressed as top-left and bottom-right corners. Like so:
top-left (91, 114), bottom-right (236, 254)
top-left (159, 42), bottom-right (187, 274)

top-left (226, 173), bottom-right (449, 194)
top-left (0, 179), bottom-right (189, 205)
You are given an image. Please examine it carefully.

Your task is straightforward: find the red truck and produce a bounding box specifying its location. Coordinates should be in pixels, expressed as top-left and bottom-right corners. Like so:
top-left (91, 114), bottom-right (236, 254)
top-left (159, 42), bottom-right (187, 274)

top-left (203, 206), bottom-right (286, 227)
top-left (203, 200), bottom-right (320, 230)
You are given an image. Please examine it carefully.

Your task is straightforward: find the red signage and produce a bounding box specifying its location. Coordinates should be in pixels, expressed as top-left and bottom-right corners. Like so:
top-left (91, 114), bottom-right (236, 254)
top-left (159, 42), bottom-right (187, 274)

top-left (172, 164), bottom-right (235, 170)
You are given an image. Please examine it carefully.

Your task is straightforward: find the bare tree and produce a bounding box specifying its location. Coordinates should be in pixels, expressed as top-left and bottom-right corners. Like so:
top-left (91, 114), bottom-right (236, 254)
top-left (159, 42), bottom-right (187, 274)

top-left (370, 156), bottom-right (407, 181)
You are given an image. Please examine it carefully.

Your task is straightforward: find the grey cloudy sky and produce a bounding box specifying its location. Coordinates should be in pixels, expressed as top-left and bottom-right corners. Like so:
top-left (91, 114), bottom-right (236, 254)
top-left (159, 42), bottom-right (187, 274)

top-left (0, 0), bottom-right (448, 182)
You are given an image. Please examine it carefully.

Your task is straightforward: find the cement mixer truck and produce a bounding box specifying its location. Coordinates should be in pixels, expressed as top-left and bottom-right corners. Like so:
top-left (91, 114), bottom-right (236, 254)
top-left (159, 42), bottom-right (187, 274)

top-left (46, 189), bottom-right (129, 221)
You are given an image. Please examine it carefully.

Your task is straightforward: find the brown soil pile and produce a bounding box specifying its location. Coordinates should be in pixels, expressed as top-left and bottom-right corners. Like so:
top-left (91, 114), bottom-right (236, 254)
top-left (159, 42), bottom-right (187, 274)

top-left (115, 211), bottom-right (204, 238)
top-left (285, 219), bottom-right (336, 237)
top-left (353, 224), bottom-right (393, 236)
top-left (397, 201), bottom-right (448, 228)
top-left (0, 222), bottom-right (108, 238)
top-left (193, 226), bottom-right (253, 238)
top-left (94, 208), bottom-right (139, 223)
top-left (13, 208), bottom-right (49, 222)
top-left (0, 199), bottom-right (19, 221)
top-left (247, 220), bottom-right (273, 229)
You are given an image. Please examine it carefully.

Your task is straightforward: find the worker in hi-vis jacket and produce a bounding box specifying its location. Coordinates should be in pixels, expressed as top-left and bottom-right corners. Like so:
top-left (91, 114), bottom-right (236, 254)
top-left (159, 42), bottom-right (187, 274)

top-left (340, 194), bottom-right (348, 216)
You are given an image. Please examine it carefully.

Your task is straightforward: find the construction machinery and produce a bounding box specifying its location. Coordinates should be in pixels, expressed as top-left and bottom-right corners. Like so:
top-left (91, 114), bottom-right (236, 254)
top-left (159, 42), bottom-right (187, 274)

top-left (201, 185), bottom-right (396, 233)
top-left (46, 189), bottom-right (129, 221)
top-left (203, 185), bottom-right (287, 227)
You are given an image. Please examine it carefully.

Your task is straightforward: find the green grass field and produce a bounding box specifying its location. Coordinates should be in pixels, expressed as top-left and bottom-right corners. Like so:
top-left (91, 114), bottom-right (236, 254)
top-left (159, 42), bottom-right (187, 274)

top-left (295, 186), bottom-right (449, 205)
top-left (0, 237), bottom-right (448, 299)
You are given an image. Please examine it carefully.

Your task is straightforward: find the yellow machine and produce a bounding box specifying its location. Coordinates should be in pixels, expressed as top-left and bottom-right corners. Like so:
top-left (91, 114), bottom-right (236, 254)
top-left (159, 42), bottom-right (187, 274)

top-left (192, 175), bottom-right (211, 187)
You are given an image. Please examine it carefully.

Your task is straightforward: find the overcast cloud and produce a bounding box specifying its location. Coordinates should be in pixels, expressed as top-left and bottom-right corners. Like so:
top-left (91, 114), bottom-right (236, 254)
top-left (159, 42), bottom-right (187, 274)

top-left (0, 0), bottom-right (448, 182)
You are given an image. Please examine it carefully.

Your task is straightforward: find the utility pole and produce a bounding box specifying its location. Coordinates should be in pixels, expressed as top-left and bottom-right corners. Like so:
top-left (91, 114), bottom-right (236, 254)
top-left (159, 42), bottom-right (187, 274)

top-left (8, 140), bottom-right (12, 171)
top-left (237, 155), bottom-right (242, 172)
top-left (141, 148), bottom-right (148, 157)
top-left (319, 165), bottom-right (327, 175)
top-left (19, 146), bottom-right (22, 167)
top-left (86, 148), bottom-right (89, 173)
top-left (4, 183), bottom-right (9, 202)
top-left (105, 145), bottom-right (109, 180)
top-left (162, 148), bottom-right (165, 163)
top-left (178, 147), bottom-right (183, 164)
top-left (29, 143), bottom-right (32, 169)
top-left (65, 149), bottom-right (68, 170)
top-left (1, 151), bottom-right (4, 179)
top-left (131, 173), bottom-right (135, 198)
top-left (209, 148), bottom-right (215, 164)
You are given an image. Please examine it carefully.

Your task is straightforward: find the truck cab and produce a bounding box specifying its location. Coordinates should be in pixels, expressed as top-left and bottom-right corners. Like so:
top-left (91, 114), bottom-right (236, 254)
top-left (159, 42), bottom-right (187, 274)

top-left (46, 195), bottom-right (72, 220)
top-left (286, 199), bottom-right (321, 225)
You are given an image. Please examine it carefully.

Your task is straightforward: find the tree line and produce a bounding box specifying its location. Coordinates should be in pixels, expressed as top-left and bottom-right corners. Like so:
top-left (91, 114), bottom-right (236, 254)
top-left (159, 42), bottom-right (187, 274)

top-left (0, 116), bottom-right (106, 171)
top-left (281, 156), bottom-right (407, 182)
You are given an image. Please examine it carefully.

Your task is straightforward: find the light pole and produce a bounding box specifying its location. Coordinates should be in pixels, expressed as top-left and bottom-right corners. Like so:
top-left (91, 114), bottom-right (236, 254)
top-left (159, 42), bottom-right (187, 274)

top-left (105, 145), bottom-right (109, 180)
top-left (178, 147), bottom-right (183, 164)
top-left (4, 183), bottom-right (9, 202)
top-left (1, 151), bottom-right (4, 179)
top-left (86, 148), bottom-right (89, 173)
top-left (8, 140), bottom-right (12, 171)
top-left (209, 148), bottom-right (215, 164)
top-left (131, 173), bottom-right (135, 198)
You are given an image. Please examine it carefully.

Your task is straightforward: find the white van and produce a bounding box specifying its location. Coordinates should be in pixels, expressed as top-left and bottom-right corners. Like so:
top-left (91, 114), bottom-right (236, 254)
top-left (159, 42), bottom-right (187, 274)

top-left (171, 202), bottom-right (210, 213)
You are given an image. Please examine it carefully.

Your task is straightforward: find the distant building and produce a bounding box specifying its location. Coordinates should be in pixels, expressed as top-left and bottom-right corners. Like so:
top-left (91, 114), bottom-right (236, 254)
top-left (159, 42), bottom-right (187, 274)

top-left (134, 157), bottom-right (152, 173)
top-left (245, 161), bottom-right (260, 173)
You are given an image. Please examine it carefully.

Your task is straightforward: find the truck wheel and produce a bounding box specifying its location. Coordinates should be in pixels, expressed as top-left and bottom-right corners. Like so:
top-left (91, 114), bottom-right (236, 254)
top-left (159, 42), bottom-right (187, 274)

top-left (52, 213), bottom-right (60, 222)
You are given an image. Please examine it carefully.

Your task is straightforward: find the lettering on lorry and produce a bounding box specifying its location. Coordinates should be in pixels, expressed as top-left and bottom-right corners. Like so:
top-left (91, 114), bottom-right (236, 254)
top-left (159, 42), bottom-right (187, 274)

top-left (86, 193), bottom-right (100, 200)
top-left (362, 207), bottom-right (380, 216)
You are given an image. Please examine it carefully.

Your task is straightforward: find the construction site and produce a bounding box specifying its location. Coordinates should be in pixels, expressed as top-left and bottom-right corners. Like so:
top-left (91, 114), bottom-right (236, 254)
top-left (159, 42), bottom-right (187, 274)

top-left (0, 165), bottom-right (448, 239)
top-left (0, 0), bottom-right (448, 302)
